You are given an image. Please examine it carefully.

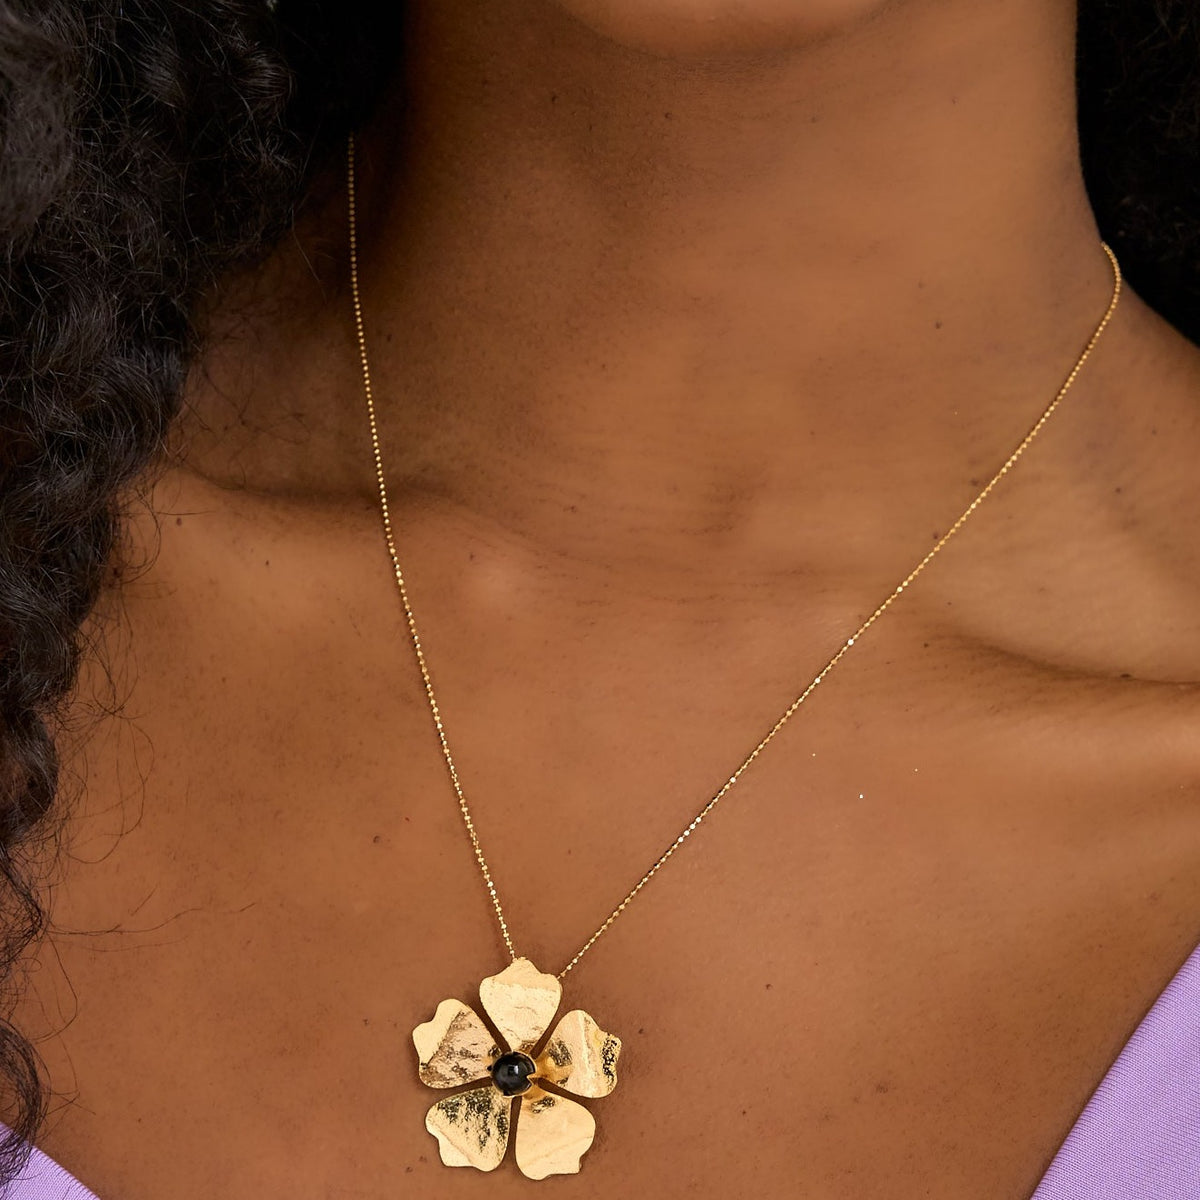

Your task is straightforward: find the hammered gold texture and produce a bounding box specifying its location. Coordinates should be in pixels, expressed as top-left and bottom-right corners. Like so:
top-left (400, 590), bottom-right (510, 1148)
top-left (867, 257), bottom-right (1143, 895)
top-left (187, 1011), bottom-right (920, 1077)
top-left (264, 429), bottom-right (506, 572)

top-left (413, 964), bottom-right (618, 1178)
top-left (413, 998), bottom-right (500, 1088)
top-left (479, 958), bottom-right (562, 1053)
top-left (425, 1085), bottom-right (512, 1171)
top-left (514, 1085), bottom-right (597, 1180)
top-left (537, 1010), bottom-right (622, 1098)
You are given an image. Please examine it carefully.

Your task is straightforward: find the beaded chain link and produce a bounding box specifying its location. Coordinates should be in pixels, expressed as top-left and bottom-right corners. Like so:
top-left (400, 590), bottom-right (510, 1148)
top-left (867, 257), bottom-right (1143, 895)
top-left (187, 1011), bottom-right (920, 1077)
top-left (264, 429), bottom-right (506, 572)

top-left (346, 131), bottom-right (1123, 979)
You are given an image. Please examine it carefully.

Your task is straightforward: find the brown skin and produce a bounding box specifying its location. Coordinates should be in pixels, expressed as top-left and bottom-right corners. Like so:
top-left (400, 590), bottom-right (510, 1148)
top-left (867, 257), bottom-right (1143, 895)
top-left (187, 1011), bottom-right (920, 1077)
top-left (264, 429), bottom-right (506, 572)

top-left (15, 0), bottom-right (1200, 1196)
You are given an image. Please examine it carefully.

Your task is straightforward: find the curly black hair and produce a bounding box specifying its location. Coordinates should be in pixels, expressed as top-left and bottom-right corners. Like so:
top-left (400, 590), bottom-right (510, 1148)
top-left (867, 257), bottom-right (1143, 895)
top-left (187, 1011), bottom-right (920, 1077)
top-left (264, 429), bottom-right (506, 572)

top-left (0, 0), bottom-right (1194, 1182)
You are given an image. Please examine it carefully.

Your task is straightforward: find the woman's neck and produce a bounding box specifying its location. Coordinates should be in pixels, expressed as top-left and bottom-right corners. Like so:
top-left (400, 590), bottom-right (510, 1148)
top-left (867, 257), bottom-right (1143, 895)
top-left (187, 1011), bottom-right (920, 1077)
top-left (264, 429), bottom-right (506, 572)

top-left (185, 0), bottom-right (1122, 576)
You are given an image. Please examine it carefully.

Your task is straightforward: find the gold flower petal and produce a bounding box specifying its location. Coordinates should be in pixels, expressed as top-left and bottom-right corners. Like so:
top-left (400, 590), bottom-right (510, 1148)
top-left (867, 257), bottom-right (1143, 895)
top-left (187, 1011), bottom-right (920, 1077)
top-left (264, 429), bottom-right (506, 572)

top-left (535, 1009), bottom-right (622, 1098)
top-left (514, 1085), bottom-right (597, 1180)
top-left (425, 1085), bottom-right (512, 1172)
top-left (413, 998), bottom-right (501, 1089)
top-left (478, 958), bottom-right (562, 1054)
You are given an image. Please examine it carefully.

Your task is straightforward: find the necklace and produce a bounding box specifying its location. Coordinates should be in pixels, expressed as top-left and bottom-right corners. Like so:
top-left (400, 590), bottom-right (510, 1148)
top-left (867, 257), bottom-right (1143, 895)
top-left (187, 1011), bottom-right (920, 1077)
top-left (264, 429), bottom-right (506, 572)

top-left (345, 132), bottom-right (1122, 1180)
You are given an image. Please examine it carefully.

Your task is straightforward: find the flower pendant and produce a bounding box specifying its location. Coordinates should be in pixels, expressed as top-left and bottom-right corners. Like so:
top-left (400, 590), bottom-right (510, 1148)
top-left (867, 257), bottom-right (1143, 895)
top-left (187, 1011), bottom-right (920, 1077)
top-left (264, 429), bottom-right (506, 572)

top-left (412, 958), bottom-right (622, 1179)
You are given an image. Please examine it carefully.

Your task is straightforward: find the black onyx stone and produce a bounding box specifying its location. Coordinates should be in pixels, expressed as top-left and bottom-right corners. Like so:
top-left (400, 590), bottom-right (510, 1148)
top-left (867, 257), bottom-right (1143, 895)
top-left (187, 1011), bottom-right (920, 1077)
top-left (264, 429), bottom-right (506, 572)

top-left (491, 1051), bottom-right (536, 1096)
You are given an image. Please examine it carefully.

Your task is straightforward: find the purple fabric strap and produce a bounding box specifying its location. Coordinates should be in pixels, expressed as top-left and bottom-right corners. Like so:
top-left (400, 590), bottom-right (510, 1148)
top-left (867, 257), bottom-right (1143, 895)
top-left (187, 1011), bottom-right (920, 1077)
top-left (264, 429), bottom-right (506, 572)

top-left (5, 944), bottom-right (1200, 1198)
top-left (2, 1146), bottom-right (95, 1199)
top-left (1030, 940), bottom-right (1200, 1198)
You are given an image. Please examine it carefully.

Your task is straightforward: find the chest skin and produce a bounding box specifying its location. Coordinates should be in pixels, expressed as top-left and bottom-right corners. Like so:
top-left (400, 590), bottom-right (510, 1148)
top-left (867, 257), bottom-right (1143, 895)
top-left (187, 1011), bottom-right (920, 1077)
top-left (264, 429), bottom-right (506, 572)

top-left (16, 464), bottom-right (1200, 1200)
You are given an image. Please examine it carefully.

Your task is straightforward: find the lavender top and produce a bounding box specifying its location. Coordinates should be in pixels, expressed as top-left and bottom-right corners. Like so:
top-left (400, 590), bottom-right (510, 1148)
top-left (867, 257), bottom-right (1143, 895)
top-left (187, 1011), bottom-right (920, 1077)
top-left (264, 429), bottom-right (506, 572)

top-left (5, 943), bottom-right (1200, 1198)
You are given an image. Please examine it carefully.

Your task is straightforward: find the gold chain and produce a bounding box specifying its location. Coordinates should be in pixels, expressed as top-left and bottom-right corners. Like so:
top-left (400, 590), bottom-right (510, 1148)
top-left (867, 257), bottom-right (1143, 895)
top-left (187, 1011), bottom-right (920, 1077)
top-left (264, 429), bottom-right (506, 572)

top-left (346, 132), bottom-right (1122, 979)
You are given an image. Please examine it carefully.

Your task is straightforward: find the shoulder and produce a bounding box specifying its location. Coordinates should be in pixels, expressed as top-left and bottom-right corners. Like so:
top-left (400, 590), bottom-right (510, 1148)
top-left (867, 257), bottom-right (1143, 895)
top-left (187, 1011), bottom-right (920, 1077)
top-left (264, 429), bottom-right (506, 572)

top-left (923, 284), bottom-right (1200, 695)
